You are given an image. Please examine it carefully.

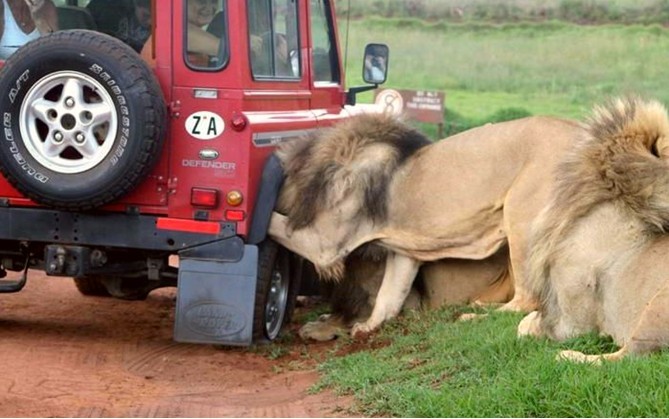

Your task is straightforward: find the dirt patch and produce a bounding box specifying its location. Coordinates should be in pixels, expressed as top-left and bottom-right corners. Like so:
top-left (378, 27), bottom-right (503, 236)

top-left (0, 271), bottom-right (353, 417)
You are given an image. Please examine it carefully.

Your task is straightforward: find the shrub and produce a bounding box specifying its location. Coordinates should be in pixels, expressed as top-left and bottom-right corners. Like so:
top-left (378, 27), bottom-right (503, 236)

top-left (437, 106), bottom-right (532, 138)
top-left (334, 0), bottom-right (669, 25)
top-left (486, 107), bottom-right (533, 123)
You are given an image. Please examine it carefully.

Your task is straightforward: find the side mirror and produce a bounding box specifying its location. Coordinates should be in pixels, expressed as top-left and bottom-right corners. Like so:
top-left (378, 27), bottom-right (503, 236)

top-left (346, 43), bottom-right (390, 105)
top-left (362, 43), bottom-right (389, 85)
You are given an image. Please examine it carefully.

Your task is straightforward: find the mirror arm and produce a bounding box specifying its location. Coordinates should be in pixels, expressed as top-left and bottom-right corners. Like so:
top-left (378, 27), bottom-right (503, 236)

top-left (346, 84), bottom-right (379, 106)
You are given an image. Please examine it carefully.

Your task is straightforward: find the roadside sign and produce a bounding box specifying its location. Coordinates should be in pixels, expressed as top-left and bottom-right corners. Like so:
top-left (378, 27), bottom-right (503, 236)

top-left (375, 89), bottom-right (445, 137)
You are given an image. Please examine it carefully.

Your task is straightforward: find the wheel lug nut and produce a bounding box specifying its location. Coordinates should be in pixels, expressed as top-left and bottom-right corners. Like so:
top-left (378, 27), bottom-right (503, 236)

top-left (53, 131), bottom-right (63, 142)
top-left (75, 133), bottom-right (85, 143)
top-left (65, 97), bottom-right (75, 107)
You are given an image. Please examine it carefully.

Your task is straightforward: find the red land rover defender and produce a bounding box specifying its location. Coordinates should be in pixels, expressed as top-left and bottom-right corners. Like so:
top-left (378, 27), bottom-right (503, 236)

top-left (0, 0), bottom-right (387, 345)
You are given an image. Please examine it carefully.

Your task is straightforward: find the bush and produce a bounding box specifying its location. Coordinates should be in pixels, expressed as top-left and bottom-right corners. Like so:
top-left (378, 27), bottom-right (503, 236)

top-left (486, 107), bottom-right (533, 123)
top-left (556, 0), bottom-right (615, 23)
top-left (442, 106), bottom-right (477, 136)
top-left (334, 0), bottom-right (669, 25)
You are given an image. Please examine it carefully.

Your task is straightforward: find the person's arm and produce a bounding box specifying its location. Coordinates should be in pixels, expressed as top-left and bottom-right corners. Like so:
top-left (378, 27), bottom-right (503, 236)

top-left (187, 23), bottom-right (221, 56)
top-left (140, 34), bottom-right (155, 66)
top-left (25, 0), bottom-right (58, 34)
top-left (250, 34), bottom-right (262, 56)
top-left (188, 23), bottom-right (262, 59)
top-left (376, 57), bottom-right (387, 72)
top-left (364, 55), bottom-right (374, 73)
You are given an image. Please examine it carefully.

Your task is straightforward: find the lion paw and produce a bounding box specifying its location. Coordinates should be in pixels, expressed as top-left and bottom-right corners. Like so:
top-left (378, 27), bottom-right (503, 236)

top-left (457, 313), bottom-right (488, 322)
top-left (498, 297), bottom-right (538, 313)
top-left (298, 316), bottom-right (347, 342)
top-left (471, 300), bottom-right (503, 309)
top-left (556, 350), bottom-right (602, 365)
top-left (351, 322), bottom-right (375, 340)
top-left (517, 311), bottom-right (542, 337)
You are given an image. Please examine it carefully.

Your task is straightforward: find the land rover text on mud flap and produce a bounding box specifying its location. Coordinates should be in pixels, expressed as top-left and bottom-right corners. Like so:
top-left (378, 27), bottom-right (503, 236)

top-left (0, 0), bottom-right (388, 345)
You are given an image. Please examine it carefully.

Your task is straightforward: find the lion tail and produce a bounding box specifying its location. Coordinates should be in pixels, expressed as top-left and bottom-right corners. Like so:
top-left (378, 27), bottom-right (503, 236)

top-left (526, 96), bottom-right (669, 301)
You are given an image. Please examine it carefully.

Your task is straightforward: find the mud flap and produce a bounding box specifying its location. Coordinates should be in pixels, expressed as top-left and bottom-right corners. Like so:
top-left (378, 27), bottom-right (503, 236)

top-left (174, 244), bottom-right (258, 346)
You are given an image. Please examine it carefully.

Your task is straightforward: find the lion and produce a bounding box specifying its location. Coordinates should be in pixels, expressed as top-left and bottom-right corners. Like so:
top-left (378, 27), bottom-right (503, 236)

top-left (299, 245), bottom-right (513, 341)
top-left (269, 111), bottom-right (583, 336)
top-left (517, 97), bottom-right (669, 363)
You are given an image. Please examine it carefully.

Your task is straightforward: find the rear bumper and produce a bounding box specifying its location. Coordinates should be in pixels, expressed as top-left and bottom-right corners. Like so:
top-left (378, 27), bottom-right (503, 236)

top-left (0, 206), bottom-right (261, 346)
top-left (0, 206), bottom-right (236, 252)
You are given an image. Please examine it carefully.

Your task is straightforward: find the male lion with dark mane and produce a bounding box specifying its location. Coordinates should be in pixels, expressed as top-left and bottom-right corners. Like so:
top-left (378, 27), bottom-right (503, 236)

top-left (269, 111), bottom-right (583, 336)
top-left (299, 247), bottom-right (513, 341)
top-left (518, 97), bottom-right (669, 363)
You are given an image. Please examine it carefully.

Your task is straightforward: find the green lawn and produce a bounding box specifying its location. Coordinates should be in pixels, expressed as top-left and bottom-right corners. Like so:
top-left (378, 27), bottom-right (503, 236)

top-left (315, 308), bottom-right (669, 417)
top-left (342, 19), bottom-right (669, 126)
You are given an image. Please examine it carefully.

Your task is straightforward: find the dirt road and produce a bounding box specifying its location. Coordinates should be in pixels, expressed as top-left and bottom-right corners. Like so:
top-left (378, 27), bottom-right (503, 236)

top-left (0, 271), bottom-right (351, 417)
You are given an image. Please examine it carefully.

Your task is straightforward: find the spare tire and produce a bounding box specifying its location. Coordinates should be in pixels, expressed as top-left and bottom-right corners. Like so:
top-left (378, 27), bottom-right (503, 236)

top-left (0, 30), bottom-right (166, 210)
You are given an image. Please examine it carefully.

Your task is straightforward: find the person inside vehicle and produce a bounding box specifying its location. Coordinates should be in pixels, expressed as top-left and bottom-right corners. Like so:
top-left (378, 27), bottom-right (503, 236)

top-left (186, 0), bottom-right (220, 59)
top-left (364, 45), bottom-right (387, 83)
top-left (139, 0), bottom-right (222, 67)
top-left (273, 32), bottom-right (296, 76)
top-left (86, 0), bottom-right (150, 53)
top-left (248, 0), bottom-right (297, 77)
top-left (185, 0), bottom-right (262, 67)
top-left (252, 31), bottom-right (294, 77)
top-left (0, 0), bottom-right (58, 59)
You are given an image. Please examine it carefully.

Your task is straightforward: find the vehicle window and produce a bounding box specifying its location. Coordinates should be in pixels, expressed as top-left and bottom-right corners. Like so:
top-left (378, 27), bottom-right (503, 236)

top-left (85, 0), bottom-right (151, 52)
top-left (184, 0), bottom-right (228, 69)
top-left (3, 0), bottom-right (234, 72)
top-left (309, 0), bottom-right (339, 83)
top-left (247, 0), bottom-right (300, 80)
top-left (0, 0), bottom-right (152, 60)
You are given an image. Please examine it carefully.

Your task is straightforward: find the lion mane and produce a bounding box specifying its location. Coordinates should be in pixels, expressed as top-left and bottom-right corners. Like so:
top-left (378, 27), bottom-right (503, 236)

top-left (527, 97), bottom-right (669, 312)
top-left (276, 112), bottom-right (431, 231)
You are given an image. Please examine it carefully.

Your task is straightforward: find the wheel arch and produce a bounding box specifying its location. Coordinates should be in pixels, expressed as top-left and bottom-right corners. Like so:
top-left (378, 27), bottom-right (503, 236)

top-left (247, 153), bottom-right (284, 245)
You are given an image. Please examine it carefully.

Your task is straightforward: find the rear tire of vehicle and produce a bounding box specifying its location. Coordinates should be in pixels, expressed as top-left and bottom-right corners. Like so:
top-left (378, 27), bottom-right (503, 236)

top-left (0, 30), bottom-right (167, 210)
top-left (73, 276), bottom-right (111, 297)
top-left (252, 240), bottom-right (301, 343)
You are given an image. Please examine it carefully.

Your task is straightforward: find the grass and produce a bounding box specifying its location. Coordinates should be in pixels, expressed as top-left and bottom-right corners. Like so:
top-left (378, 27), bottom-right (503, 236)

top-left (316, 307), bottom-right (669, 417)
top-left (340, 19), bottom-right (669, 133)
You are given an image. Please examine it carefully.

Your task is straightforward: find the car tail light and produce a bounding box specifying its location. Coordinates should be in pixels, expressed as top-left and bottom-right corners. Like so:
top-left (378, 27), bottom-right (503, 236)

top-left (191, 188), bottom-right (218, 207)
top-left (225, 210), bottom-right (245, 221)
